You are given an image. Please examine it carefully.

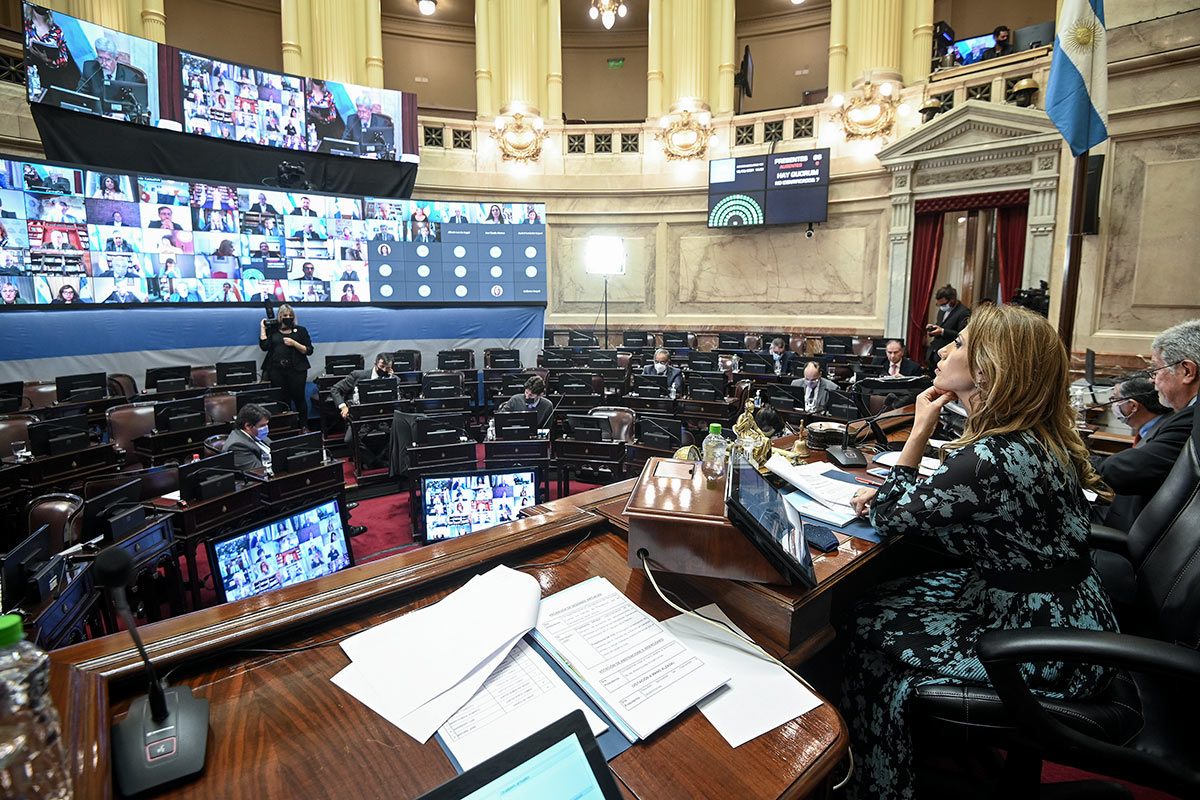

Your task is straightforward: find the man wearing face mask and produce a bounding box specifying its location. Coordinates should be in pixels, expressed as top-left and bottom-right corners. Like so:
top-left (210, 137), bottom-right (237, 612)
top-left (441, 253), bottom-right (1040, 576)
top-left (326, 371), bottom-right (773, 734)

top-left (925, 285), bottom-right (971, 369)
top-left (762, 337), bottom-right (795, 377)
top-left (790, 361), bottom-right (840, 414)
top-left (331, 352), bottom-right (395, 424)
top-left (642, 348), bottom-right (683, 396)
top-left (499, 376), bottom-right (554, 429)
top-left (223, 403), bottom-right (273, 471)
top-left (1091, 375), bottom-right (1174, 532)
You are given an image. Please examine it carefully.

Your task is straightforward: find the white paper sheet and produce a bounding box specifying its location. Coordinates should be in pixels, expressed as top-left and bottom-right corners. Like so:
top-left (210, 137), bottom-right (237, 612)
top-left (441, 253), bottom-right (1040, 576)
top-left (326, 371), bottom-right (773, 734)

top-left (765, 455), bottom-right (858, 511)
top-left (533, 576), bottom-right (729, 741)
top-left (872, 449), bottom-right (941, 477)
top-left (662, 605), bottom-right (823, 748)
top-left (782, 491), bottom-right (859, 527)
top-left (437, 640), bottom-right (608, 771)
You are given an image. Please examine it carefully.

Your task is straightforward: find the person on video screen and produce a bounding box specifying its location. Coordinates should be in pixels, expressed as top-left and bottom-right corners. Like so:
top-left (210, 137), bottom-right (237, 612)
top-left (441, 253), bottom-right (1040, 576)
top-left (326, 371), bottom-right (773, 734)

top-left (344, 94), bottom-right (394, 149)
top-left (24, 5), bottom-right (80, 93)
top-left (76, 36), bottom-right (146, 100)
top-left (306, 79), bottom-right (344, 143)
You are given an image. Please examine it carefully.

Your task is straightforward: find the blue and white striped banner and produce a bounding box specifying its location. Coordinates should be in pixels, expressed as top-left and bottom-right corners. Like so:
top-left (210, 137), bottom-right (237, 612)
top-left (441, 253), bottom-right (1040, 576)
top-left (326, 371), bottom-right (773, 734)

top-left (1046, 0), bottom-right (1108, 157)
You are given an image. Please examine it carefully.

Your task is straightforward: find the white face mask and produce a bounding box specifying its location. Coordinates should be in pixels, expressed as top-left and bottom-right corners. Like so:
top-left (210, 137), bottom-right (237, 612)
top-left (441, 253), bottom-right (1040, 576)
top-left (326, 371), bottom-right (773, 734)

top-left (654, 362), bottom-right (667, 374)
top-left (1113, 399), bottom-right (1133, 425)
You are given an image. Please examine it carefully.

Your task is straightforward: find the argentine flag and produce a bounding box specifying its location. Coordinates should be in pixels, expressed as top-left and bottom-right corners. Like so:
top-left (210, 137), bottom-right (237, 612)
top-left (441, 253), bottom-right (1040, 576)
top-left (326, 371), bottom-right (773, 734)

top-left (1045, 0), bottom-right (1108, 156)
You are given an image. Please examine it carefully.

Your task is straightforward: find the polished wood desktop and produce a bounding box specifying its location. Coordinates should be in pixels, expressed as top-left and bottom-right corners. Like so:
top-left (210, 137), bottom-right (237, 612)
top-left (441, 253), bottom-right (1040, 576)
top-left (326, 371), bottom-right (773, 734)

top-left (50, 479), bottom-right (849, 799)
top-left (2, 442), bottom-right (120, 492)
top-left (134, 422), bottom-right (234, 466)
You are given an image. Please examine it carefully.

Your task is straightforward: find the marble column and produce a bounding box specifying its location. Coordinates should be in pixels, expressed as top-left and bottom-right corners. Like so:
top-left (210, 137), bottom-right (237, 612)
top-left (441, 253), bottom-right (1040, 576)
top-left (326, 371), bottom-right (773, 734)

top-left (905, 0), bottom-right (933, 86)
top-left (139, 0), bottom-right (165, 43)
top-left (475, 0), bottom-right (495, 117)
top-left (499, 0), bottom-right (539, 111)
top-left (828, 0), bottom-right (848, 95)
top-left (546, 0), bottom-right (563, 122)
top-left (309, 0), bottom-right (360, 84)
top-left (669, 0), bottom-right (710, 109)
top-left (281, 0), bottom-right (310, 77)
top-left (363, 0), bottom-right (384, 89)
top-left (647, 0), bottom-right (664, 118)
top-left (884, 167), bottom-right (915, 337)
top-left (1026, 145), bottom-right (1061, 288)
top-left (848, 0), bottom-right (902, 85)
top-left (713, 0), bottom-right (735, 114)
top-left (67, 0), bottom-right (126, 31)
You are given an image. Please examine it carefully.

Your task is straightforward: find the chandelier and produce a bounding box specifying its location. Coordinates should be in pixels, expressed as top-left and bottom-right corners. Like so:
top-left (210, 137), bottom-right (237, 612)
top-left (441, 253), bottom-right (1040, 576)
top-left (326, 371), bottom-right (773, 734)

top-left (590, 0), bottom-right (628, 30)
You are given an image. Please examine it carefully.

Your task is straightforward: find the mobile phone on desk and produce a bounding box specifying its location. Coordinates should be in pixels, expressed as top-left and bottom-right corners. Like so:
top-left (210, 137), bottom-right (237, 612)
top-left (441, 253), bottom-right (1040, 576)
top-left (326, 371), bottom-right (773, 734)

top-left (803, 522), bottom-right (841, 553)
top-left (867, 467), bottom-right (891, 479)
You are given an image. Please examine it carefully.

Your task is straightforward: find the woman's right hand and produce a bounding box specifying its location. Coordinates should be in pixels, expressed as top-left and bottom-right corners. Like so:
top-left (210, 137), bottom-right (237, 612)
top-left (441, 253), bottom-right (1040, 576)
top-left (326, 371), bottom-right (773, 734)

top-left (851, 487), bottom-right (877, 518)
top-left (912, 385), bottom-right (956, 439)
top-left (259, 318), bottom-right (267, 337)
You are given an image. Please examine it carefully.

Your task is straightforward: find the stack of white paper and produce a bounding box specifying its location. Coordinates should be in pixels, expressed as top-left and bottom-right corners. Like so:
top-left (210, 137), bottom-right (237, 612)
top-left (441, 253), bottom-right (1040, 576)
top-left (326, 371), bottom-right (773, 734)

top-left (873, 449), bottom-right (941, 476)
top-left (765, 455), bottom-right (858, 512)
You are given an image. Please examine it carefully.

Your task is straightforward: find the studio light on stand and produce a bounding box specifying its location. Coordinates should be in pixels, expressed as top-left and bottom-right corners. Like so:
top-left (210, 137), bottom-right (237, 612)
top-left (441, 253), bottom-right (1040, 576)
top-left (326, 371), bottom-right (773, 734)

top-left (584, 236), bottom-right (625, 348)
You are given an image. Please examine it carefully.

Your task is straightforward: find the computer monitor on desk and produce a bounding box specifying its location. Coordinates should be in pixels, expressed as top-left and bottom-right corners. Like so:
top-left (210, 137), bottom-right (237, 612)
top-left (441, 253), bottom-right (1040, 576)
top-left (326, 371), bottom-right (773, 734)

top-left (717, 331), bottom-right (747, 351)
top-left (216, 361), bottom-right (257, 386)
top-left (542, 349), bottom-right (575, 369)
top-left (41, 86), bottom-right (101, 114)
top-left (179, 450), bottom-right (239, 502)
top-left (269, 431), bottom-right (324, 475)
top-left (567, 330), bottom-right (598, 348)
top-left (0, 381), bottom-right (22, 413)
top-left (423, 373), bottom-right (462, 399)
top-left (688, 352), bottom-right (720, 372)
top-left (438, 350), bottom-right (473, 371)
top-left (419, 467), bottom-right (542, 543)
top-left (556, 372), bottom-right (596, 396)
top-left (687, 373), bottom-right (726, 401)
top-left (392, 351), bottom-right (419, 373)
top-left (325, 355), bottom-right (362, 376)
top-left (587, 350), bottom-right (619, 369)
top-left (725, 447), bottom-right (817, 589)
top-left (27, 415), bottom-right (90, 457)
top-left (494, 410), bottom-right (536, 440)
top-left (662, 331), bottom-right (692, 350)
top-left (318, 138), bottom-right (362, 157)
top-left (81, 478), bottom-right (144, 542)
top-left (637, 417), bottom-right (683, 450)
top-left (55, 372), bottom-right (107, 403)
top-left (623, 331), bottom-right (652, 348)
top-left (737, 354), bottom-right (771, 375)
top-left (415, 414), bottom-right (468, 446)
top-left (236, 388), bottom-right (289, 415)
top-left (0, 524), bottom-right (54, 613)
top-left (145, 366), bottom-right (191, 393)
top-left (356, 377), bottom-right (398, 405)
top-left (566, 415), bottom-right (608, 441)
top-left (154, 396), bottom-right (205, 432)
top-left (488, 349), bottom-right (521, 369)
top-left (632, 373), bottom-right (668, 398)
top-left (499, 373), bottom-right (531, 396)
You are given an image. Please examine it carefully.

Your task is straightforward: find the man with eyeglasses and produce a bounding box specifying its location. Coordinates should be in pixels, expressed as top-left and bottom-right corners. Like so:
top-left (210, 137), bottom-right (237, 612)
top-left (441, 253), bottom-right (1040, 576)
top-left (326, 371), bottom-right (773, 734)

top-left (1091, 375), bottom-right (1174, 531)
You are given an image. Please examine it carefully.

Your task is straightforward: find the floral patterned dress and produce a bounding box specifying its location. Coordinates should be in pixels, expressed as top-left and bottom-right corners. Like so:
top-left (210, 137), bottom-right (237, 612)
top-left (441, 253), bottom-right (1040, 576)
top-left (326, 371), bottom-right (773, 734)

top-left (839, 432), bottom-right (1119, 800)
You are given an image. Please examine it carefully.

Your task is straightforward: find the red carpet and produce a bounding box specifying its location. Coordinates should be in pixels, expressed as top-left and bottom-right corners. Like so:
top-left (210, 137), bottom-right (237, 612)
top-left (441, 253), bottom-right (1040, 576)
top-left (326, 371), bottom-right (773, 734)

top-left (1042, 762), bottom-right (1181, 799)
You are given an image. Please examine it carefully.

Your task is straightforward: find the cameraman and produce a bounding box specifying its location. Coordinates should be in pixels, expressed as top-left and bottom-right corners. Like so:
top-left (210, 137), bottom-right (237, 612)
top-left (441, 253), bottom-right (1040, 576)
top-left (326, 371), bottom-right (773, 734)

top-left (925, 285), bottom-right (970, 369)
top-left (259, 303), bottom-right (313, 423)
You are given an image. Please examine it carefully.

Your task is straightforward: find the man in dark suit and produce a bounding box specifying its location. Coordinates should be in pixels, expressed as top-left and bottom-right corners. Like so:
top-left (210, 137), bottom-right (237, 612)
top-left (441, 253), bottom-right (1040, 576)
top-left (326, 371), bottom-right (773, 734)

top-left (874, 339), bottom-right (923, 377)
top-left (249, 192), bottom-right (280, 216)
top-left (290, 196), bottom-right (318, 216)
top-left (498, 376), bottom-right (554, 430)
top-left (1092, 375), bottom-right (1177, 531)
top-left (104, 231), bottom-right (135, 252)
top-left (762, 337), bottom-right (794, 377)
top-left (331, 353), bottom-right (394, 424)
top-left (448, 208), bottom-right (469, 224)
top-left (223, 402), bottom-right (273, 471)
top-left (790, 361), bottom-right (840, 414)
top-left (147, 205), bottom-right (184, 231)
top-left (642, 348), bottom-right (683, 396)
top-left (289, 222), bottom-right (325, 242)
top-left (76, 36), bottom-right (146, 101)
top-left (926, 285), bottom-right (971, 368)
top-left (371, 225), bottom-right (396, 242)
top-left (344, 94), bottom-right (395, 150)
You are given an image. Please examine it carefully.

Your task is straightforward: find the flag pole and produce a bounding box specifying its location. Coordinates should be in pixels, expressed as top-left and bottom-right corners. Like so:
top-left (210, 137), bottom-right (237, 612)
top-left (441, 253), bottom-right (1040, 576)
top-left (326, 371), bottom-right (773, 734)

top-left (1057, 150), bottom-right (1090, 351)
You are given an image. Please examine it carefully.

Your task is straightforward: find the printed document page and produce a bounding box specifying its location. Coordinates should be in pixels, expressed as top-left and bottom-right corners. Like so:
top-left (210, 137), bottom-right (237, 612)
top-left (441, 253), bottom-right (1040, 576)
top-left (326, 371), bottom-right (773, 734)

top-left (533, 576), bottom-right (728, 740)
top-left (766, 455), bottom-right (858, 511)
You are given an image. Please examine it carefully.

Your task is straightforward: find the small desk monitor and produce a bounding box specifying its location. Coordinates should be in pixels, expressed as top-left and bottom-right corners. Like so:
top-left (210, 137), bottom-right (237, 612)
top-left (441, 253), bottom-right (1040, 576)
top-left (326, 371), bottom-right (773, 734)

top-left (216, 361), bottom-right (257, 386)
top-left (269, 431), bottom-right (324, 475)
top-left (688, 352), bottom-right (720, 372)
top-left (637, 417), bottom-right (683, 450)
top-left (488, 349), bottom-right (521, 369)
top-left (725, 447), bottom-right (816, 589)
top-left (587, 350), bottom-right (619, 369)
top-left (318, 138), bottom-right (362, 157)
top-left (356, 377), bottom-right (398, 405)
top-left (55, 372), bottom-right (107, 403)
top-left (41, 86), bottom-right (101, 114)
top-left (542, 349), bottom-right (575, 369)
top-left (420, 467), bottom-right (541, 543)
top-left (566, 415), bottom-right (608, 441)
top-left (632, 373), bottom-right (668, 398)
top-left (688, 373), bottom-right (726, 401)
top-left (145, 366), bottom-right (191, 393)
top-left (717, 332), bottom-right (747, 351)
top-left (662, 331), bottom-right (692, 350)
top-left (0, 381), bottom-right (22, 413)
top-left (1013, 20), bottom-right (1055, 51)
top-left (27, 415), bottom-right (89, 457)
top-left (392, 351), bottom-right (419, 373)
top-left (415, 413), bottom-right (468, 446)
top-left (325, 354), bottom-right (363, 376)
top-left (207, 498), bottom-right (353, 604)
top-left (623, 331), bottom-right (651, 348)
top-left (822, 336), bottom-right (852, 355)
top-left (236, 388), bottom-right (289, 415)
top-left (81, 478), bottom-right (144, 541)
top-left (438, 350), bottom-right (473, 371)
top-left (423, 373), bottom-right (462, 399)
top-left (500, 373), bottom-right (531, 395)
top-left (494, 410), bottom-right (535, 440)
top-left (566, 330), bottom-right (598, 348)
top-left (765, 385), bottom-right (805, 411)
top-left (556, 372), bottom-right (596, 396)
top-left (179, 450), bottom-right (239, 502)
top-left (153, 396), bottom-right (206, 432)
top-left (738, 353), bottom-right (772, 374)
top-left (0, 524), bottom-right (52, 612)
top-left (413, 710), bottom-right (622, 800)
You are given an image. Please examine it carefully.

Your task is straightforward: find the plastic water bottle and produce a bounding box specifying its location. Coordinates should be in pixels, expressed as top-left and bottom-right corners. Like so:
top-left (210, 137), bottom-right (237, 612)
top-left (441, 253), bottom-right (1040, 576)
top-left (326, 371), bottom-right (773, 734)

top-left (261, 446), bottom-right (273, 475)
top-left (701, 423), bottom-right (727, 480)
top-left (0, 614), bottom-right (72, 799)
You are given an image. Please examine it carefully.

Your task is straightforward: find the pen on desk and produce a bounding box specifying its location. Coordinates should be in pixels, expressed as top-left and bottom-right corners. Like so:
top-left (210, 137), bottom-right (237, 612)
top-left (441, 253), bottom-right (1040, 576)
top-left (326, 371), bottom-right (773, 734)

top-left (855, 477), bottom-right (884, 487)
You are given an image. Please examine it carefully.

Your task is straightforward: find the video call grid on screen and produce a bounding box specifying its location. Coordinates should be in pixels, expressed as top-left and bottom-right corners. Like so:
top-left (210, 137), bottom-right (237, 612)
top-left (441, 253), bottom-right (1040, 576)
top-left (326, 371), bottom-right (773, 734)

top-left (22, 1), bottom-right (417, 163)
top-left (0, 154), bottom-right (547, 307)
top-left (707, 148), bottom-right (830, 228)
top-left (422, 471), bottom-right (539, 543)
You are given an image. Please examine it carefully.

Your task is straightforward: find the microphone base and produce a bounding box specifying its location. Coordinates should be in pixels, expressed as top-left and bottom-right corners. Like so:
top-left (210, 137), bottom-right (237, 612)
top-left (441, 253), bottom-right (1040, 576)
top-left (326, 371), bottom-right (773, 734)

top-left (112, 686), bottom-right (209, 796)
top-left (825, 445), bottom-right (868, 469)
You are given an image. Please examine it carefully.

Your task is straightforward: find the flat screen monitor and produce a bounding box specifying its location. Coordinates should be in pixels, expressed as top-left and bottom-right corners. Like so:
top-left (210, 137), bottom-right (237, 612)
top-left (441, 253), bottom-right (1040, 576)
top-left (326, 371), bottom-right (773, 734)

top-left (637, 417), bottom-right (683, 450)
top-left (566, 330), bottom-right (598, 348)
top-left (325, 354), bottom-right (363, 376)
top-left (952, 32), bottom-right (997, 64)
top-left (765, 385), bottom-right (804, 411)
top-left (153, 395), bottom-right (205, 432)
top-left (662, 331), bottom-right (692, 350)
top-left (725, 447), bottom-right (816, 589)
top-left (207, 498), bottom-right (353, 603)
top-left (488, 349), bottom-right (521, 369)
top-left (389, 351), bottom-right (417, 373)
top-left (737, 352), bottom-right (774, 373)
top-left (688, 374), bottom-right (726, 401)
top-left (356, 377), bottom-right (398, 405)
top-left (235, 387), bottom-right (288, 415)
top-left (632, 373), bottom-right (668, 398)
top-left (622, 331), bottom-right (651, 348)
top-left (179, 450), bottom-right (238, 502)
top-left (542, 349), bottom-right (575, 369)
top-left (566, 414), bottom-right (608, 441)
top-left (822, 335), bottom-right (852, 355)
top-left (81, 477), bottom-right (143, 539)
top-left (216, 360), bottom-right (258, 386)
top-left (145, 365), bottom-right (191, 393)
top-left (0, 381), bottom-right (23, 413)
top-left (268, 431), bottom-right (323, 474)
top-left (500, 373), bottom-right (531, 395)
top-left (0, 524), bottom-right (51, 612)
top-left (1013, 20), bottom-right (1055, 51)
top-left (587, 350), bottom-right (618, 369)
top-left (27, 414), bottom-right (89, 456)
top-left (707, 150), bottom-right (830, 228)
top-left (55, 372), bottom-right (107, 403)
top-left (415, 413), bottom-right (468, 446)
top-left (438, 350), bottom-right (473, 371)
top-left (556, 372), bottom-right (596, 396)
top-left (717, 332), bottom-right (747, 350)
top-left (494, 410), bottom-right (535, 441)
top-left (689, 352), bottom-right (719, 372)
top-left (423, 373), bottom-right (462, 399)
top-left (421, 467), bottom-right (541, 543)
top-left (412, 710), bottom-right (622, 800)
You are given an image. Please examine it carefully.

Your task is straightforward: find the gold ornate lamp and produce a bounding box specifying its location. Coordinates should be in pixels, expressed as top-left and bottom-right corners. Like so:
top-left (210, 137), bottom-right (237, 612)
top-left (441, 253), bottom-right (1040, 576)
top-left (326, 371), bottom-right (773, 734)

top-left (489, 105), bottom-right (549, 163)
top-left (830, 81), bottom-right (908, 140)
top-left (654, 101), bottom-right (715, 161)
top-left (589, 0), bottom-right (628, 30)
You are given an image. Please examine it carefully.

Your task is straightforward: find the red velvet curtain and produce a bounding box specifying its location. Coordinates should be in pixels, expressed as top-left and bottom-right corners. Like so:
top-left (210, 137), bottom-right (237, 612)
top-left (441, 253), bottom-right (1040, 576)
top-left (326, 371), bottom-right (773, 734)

top-left (908, 212), bottom-right (944, 365)
top-left (996, 205), bottom-right (1028, 303)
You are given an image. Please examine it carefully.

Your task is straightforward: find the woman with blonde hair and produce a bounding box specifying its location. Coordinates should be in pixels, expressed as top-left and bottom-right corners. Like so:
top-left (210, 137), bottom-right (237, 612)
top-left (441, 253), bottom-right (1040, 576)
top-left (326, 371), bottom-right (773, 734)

top-left (259, 303), bottom-right (313, 421)
top-left (842, 304), bottom-right (1117, 800)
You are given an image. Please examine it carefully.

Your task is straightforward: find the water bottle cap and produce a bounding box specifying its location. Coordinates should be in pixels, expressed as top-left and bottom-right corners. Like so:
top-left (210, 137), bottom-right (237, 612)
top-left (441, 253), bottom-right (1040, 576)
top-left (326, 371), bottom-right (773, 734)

top-left (0, 614), bottom-right (24, 646)
top-left (708, 423), bottom-right (721, 435)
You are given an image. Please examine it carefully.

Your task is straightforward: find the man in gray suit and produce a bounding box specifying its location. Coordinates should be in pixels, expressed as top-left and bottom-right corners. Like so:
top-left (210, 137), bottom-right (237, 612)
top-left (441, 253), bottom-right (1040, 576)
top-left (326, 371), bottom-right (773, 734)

top-left (223, 403), bottom-right (272, 471)
top-left (791, 361), bottom-right (840, 414)
top-left (1092, 375), bottom-right (1174, 531)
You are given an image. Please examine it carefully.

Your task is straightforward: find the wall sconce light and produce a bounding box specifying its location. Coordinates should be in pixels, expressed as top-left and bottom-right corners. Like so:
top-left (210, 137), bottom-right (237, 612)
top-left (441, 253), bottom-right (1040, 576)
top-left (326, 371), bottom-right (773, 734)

top-left (830, 81), bottom-right (904, 140)
top-left (654, 102), bottom-right (714, 161)
top-left (1010, 78), bottom-right (1040, 108)
top-left (489, 105), bottom-right (549, 162)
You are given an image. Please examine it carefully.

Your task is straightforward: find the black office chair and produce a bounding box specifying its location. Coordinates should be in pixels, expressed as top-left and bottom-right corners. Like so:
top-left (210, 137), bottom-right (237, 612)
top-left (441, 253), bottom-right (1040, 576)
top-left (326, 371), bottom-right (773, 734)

top-left (910, 409), bottom-right (1200, 799)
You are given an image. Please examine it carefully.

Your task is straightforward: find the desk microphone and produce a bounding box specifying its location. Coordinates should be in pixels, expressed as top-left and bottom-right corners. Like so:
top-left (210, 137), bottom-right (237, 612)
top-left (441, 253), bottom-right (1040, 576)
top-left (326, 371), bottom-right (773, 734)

top-left (98, 546), bottom-right (208, 796)
top-left (826, 393), bottom-right (903, 468)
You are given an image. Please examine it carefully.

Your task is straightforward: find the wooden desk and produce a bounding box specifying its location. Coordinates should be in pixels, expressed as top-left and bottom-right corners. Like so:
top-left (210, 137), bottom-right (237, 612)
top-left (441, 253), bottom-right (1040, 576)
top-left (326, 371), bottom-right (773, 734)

top-left (676, 397), bottom-right (740, 429)
top-left (40, 395), bottom-right (127, 426)
top-left (3, 442), bottom-right (120, 492)
top-left (133, 422), bottom-right (233, 466)
top-left (254, 460), bottom-right (346, 512)
top-left (553, 436), bottom-right (626, 495)
top-left (1086, 429), bottom-right (1135, 456)
top-left (483, 438), bottom-right (551, 498)
top-left (50, 481), bottom-right (847, 799)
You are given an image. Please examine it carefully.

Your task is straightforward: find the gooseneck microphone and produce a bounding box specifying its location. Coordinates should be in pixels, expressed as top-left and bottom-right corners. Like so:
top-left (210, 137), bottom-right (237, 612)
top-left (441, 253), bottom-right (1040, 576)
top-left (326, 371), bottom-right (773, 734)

top-left (826, 393), bottom-right (903, 469)
top-left (97, 546), bottom-right (209, 795)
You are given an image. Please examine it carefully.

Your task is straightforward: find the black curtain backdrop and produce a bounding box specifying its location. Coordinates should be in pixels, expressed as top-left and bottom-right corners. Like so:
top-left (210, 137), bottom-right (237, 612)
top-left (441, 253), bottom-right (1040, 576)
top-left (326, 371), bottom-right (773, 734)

top-left (32, 104), bottom-right (418, 198)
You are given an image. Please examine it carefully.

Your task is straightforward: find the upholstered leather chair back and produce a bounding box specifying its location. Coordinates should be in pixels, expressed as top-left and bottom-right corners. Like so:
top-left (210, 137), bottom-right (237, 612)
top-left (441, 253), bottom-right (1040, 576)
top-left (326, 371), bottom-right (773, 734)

top-left (84, 464), bottom-right (179, 502)
top-left (744, 334), bottom-right (763, 351)
top-left (23, 382), bottom-right (56, 409)
top-left (190, 365), bottom-right (218, 387)
top-left (204, 433), bottom-right (226, 456)
top-left (392, 349), bottom-right (422, 371)
top-left (1129, 410), bottom-right (1200, 647)
top-left (589, 406), bottom-right (636, 443)
top-left (108, 373), bottom-right (137, 399)
top-left (0, 414), bottom-right (37, 454)
top-left (204, 392), bottom-right (237, 424)
top-left (27, 492), bottom-right (84, 552)
top-left (106, 402), bottom-right (157, 462)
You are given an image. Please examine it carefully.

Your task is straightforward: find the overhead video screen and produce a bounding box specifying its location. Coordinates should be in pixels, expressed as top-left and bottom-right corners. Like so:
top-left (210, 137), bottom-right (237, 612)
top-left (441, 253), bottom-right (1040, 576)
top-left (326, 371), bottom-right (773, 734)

top-left (0, 154), bottom-right (547, 307)
top-left (180, 52), bottom-right (307, 150)
top-left (707, 148), bottom-right (830, 229)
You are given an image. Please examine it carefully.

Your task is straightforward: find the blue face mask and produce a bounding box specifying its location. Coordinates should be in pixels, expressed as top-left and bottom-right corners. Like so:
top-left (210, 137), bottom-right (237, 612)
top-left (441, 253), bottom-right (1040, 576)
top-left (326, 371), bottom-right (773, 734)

top-left (255, 425), bottom-right (270, 441)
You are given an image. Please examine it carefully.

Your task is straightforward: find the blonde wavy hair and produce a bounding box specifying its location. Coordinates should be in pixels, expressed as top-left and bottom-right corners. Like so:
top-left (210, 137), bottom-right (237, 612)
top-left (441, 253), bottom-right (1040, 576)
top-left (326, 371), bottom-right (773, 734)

top-left (948, 303), bottom-right (1110, 499)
